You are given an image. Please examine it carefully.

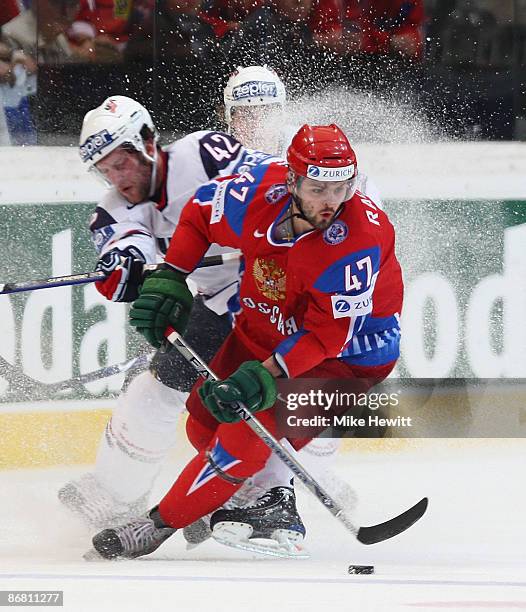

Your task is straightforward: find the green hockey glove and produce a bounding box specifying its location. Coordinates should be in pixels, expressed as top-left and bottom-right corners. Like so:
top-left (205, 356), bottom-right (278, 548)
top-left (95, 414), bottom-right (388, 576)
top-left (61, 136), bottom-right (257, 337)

top-left (129, 268), bottom-right (193, 348)
top-left (199, 360), bottom-right (277, 423)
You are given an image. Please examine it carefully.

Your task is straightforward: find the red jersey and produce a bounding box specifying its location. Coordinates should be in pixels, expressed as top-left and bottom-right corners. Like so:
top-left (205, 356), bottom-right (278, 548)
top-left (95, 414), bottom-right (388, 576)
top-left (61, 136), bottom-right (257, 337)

top-left (345, 0), bottom-right (425, 57)
top-left (1, 0), bottom-right (20, 27)
top-left (165, 162), bottom-right (403, 377)
top-left (309, 0), bottom-right (344, 35)
top-left (73, 0), bottom-right (131, 41)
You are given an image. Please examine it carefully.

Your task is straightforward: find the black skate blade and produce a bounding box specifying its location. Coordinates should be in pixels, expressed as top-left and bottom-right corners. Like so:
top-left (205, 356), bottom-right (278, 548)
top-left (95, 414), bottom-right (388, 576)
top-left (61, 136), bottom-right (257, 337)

top-left (357, 497), bottom-right (428, 545)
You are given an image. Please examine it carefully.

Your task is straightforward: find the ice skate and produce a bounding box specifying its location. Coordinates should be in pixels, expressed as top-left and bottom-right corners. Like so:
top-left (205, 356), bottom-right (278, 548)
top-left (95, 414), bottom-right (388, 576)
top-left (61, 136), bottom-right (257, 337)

top-left (182, 480), bottom-right (268, 549)
top-left (58, 473), bottom-right (148, 529)
top-left (209, 486), bottom-right (308, 559)
top-left (90, 506), bottom-right (176, 560)
top-left (182, 514), bottom-right (212, 549)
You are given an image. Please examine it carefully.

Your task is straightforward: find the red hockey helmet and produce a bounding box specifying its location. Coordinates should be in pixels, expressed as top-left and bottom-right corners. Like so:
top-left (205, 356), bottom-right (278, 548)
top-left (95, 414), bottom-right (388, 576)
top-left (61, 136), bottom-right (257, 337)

top-left (287, 124), bottom-right (358, 183)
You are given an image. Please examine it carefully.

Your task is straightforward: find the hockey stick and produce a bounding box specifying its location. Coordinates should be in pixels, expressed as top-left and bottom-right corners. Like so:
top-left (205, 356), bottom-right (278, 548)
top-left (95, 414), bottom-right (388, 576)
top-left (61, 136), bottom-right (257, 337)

top-left (0, 351), bottom-right (153, 399)
top-left (0, 251), bottom-right (241, 296)
top-left (164, 328), bottom-right (428, 545)
top-left (0, 252), bottom-right (240, 397)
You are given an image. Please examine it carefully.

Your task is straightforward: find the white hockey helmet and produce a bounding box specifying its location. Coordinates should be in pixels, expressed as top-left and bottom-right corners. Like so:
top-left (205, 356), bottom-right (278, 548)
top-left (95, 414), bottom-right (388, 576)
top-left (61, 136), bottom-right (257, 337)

top-left (79, 95), bottom-right (159, 174)
top-left (223, 65), bottom-right (286, 127)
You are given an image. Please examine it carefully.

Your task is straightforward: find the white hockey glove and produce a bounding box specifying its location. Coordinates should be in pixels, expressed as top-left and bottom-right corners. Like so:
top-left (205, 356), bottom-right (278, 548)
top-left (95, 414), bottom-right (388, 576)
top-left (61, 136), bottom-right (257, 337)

top-left (95, 246), bottom-right (146, 302)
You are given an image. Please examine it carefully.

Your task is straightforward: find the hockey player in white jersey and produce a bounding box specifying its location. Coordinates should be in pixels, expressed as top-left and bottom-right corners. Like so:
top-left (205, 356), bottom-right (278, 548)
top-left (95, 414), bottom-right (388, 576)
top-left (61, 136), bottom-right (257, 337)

top-left (58, 95), bottom-right (284, 527)
top-left (223, 64), bottom-right (287, 154)
top-left (223, 65), bottom-right (382, 206)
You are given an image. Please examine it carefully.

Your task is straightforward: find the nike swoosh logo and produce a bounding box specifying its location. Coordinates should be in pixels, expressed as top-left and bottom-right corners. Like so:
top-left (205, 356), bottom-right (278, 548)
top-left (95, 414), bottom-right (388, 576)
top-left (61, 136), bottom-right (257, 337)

top-left (253, 229), bottom-right (265, 238)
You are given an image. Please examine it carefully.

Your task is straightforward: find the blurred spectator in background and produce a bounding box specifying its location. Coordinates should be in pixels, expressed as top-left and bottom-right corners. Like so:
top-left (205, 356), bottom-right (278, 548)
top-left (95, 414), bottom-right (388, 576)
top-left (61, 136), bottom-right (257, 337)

top-left (475, 0), bottom-right (513, 24)
top-left (1, 0), bottom-right (81, 143)
top-left (309, 0), bottom-right (350, 54)
top-left (68, 0), bottom-right (131, 62)
top-left (434, 0), bottom-right (515, 68)
top-left (1, 0), bottom-right (22, 28)
top-left (200, 0), bottom-right (259, 38)
top-left (424, 0), bottom-right (455, 61)
top-left (126, 0), bottom-right (217, 62)
top-left (126, 0), bottom-right (154, 42)
top-left (223, 0), bottom-right (316, 73)
top-left (0, 37), bottom-right (37, 88)
top-left (345, 0), bottom-right (426, 60)
top-left (2, 0), bottom-right (78, 63)
top-left (1, 0), bottom-right (50, 144)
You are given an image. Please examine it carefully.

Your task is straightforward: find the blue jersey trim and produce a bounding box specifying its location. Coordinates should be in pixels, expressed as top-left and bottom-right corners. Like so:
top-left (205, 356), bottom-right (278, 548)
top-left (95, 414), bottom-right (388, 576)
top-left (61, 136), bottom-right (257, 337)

top-left (221, 163), bottom-right (271, 237)
top-left (275, 329), bottom-right (309, 357)
top-left (340, 326), bottom-right (400, 367)
top-left (313, 246), bottom-right (381, 294)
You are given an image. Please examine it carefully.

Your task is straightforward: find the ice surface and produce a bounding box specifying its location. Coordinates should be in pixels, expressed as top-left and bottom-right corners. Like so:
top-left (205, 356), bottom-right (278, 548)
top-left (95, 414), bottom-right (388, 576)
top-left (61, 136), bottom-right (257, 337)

top-left (1, 440), bottom-right (525, 611)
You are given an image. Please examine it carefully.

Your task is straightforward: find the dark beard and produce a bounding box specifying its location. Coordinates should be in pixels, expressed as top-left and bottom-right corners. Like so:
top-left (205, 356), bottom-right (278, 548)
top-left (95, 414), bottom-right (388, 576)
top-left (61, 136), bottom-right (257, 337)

top-left (293, 195), bottom-right (337, 230)
top-left (308, 213), bottom-right (335, 230)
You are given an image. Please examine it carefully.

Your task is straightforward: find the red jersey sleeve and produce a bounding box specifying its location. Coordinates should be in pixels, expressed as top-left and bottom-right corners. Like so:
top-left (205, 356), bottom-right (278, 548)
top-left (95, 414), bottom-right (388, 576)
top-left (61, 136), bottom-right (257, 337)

top-left (164, 172), bottom-right (260, 273)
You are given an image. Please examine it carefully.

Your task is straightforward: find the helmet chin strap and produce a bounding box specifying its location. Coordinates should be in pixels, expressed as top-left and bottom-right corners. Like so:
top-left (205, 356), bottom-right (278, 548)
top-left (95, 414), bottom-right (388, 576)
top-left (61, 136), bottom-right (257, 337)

top-left (148, 146), bottom-right (158, 199)
top-left (290, 191), bottom-right (310, 223)
top-left (272, 190), bottom-right (307, 240)
top-left (285, 174), bottom-right (309, 224)
top-left (278, 173), bottom-right (347, 235)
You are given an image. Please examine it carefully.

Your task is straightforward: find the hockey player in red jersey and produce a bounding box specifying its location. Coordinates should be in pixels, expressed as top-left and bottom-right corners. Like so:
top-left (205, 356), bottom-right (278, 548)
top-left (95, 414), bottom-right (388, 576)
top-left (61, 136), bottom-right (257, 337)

top-left (91, 123), bottom-right (403, 560)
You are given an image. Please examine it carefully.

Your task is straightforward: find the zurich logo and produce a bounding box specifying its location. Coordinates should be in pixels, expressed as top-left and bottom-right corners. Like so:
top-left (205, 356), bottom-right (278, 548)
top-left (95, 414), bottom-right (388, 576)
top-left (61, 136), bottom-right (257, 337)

top-left (335, 300), bottom-right (351, 313)
top-left (323, 220), bottom-right (348, 245)
top-left (307, 165), bottom-right (320, 178)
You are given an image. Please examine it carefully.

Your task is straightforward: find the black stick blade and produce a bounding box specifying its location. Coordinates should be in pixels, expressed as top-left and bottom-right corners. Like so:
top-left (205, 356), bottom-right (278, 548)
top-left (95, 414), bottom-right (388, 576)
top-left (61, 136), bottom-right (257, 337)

top-left (357, 497), bottom-right (429, 545)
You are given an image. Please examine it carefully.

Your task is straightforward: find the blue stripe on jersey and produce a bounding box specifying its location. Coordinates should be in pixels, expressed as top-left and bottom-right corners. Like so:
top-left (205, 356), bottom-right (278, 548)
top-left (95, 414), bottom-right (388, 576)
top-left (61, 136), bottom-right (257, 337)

top-left (340, 327), bottom-right (400, 367)
top-left (198, 132), bottom-right (243, 179)
top-left (222, 163), bottom-right (272, 236)
top-left (274, 329), bottom-right (309, 357)
top-left (89, 206), bottom-right (117, 231)
top-left (194, 181), bottom-right (219, 208)
top-left (359, 314), bottom-right (400, 335)
top-left (193, 164), bottom-right (271, 237)
top-left (313, 246), bottom-right (381, 295)
top-left (232, 150), bottom-right (277, 174)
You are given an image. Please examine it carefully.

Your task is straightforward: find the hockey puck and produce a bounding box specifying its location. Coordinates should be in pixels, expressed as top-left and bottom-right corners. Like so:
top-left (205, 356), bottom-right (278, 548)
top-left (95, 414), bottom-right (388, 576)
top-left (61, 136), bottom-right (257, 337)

top-left (348, 565), bottom-right (375, 575)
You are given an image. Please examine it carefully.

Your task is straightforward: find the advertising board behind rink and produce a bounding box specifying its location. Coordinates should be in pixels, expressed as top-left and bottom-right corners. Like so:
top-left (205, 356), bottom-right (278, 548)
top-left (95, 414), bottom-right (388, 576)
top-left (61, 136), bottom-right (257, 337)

top-left (0, 197), bottom-right (524, 406)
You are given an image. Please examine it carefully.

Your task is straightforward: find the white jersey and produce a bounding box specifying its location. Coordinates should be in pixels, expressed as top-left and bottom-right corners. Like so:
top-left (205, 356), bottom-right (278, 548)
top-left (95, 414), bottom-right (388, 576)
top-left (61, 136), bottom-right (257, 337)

top-left (89, 130), bottom-right (278, 313)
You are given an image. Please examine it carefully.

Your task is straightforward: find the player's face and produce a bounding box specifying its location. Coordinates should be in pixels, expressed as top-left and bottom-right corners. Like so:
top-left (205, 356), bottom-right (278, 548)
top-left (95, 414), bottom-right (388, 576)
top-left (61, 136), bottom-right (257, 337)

top-left (294, 177), bottom-right (351, 230)
top-left (230, 105), bottom-right (282, 153)
top-left (95, 146), bottom-right (152, 204)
